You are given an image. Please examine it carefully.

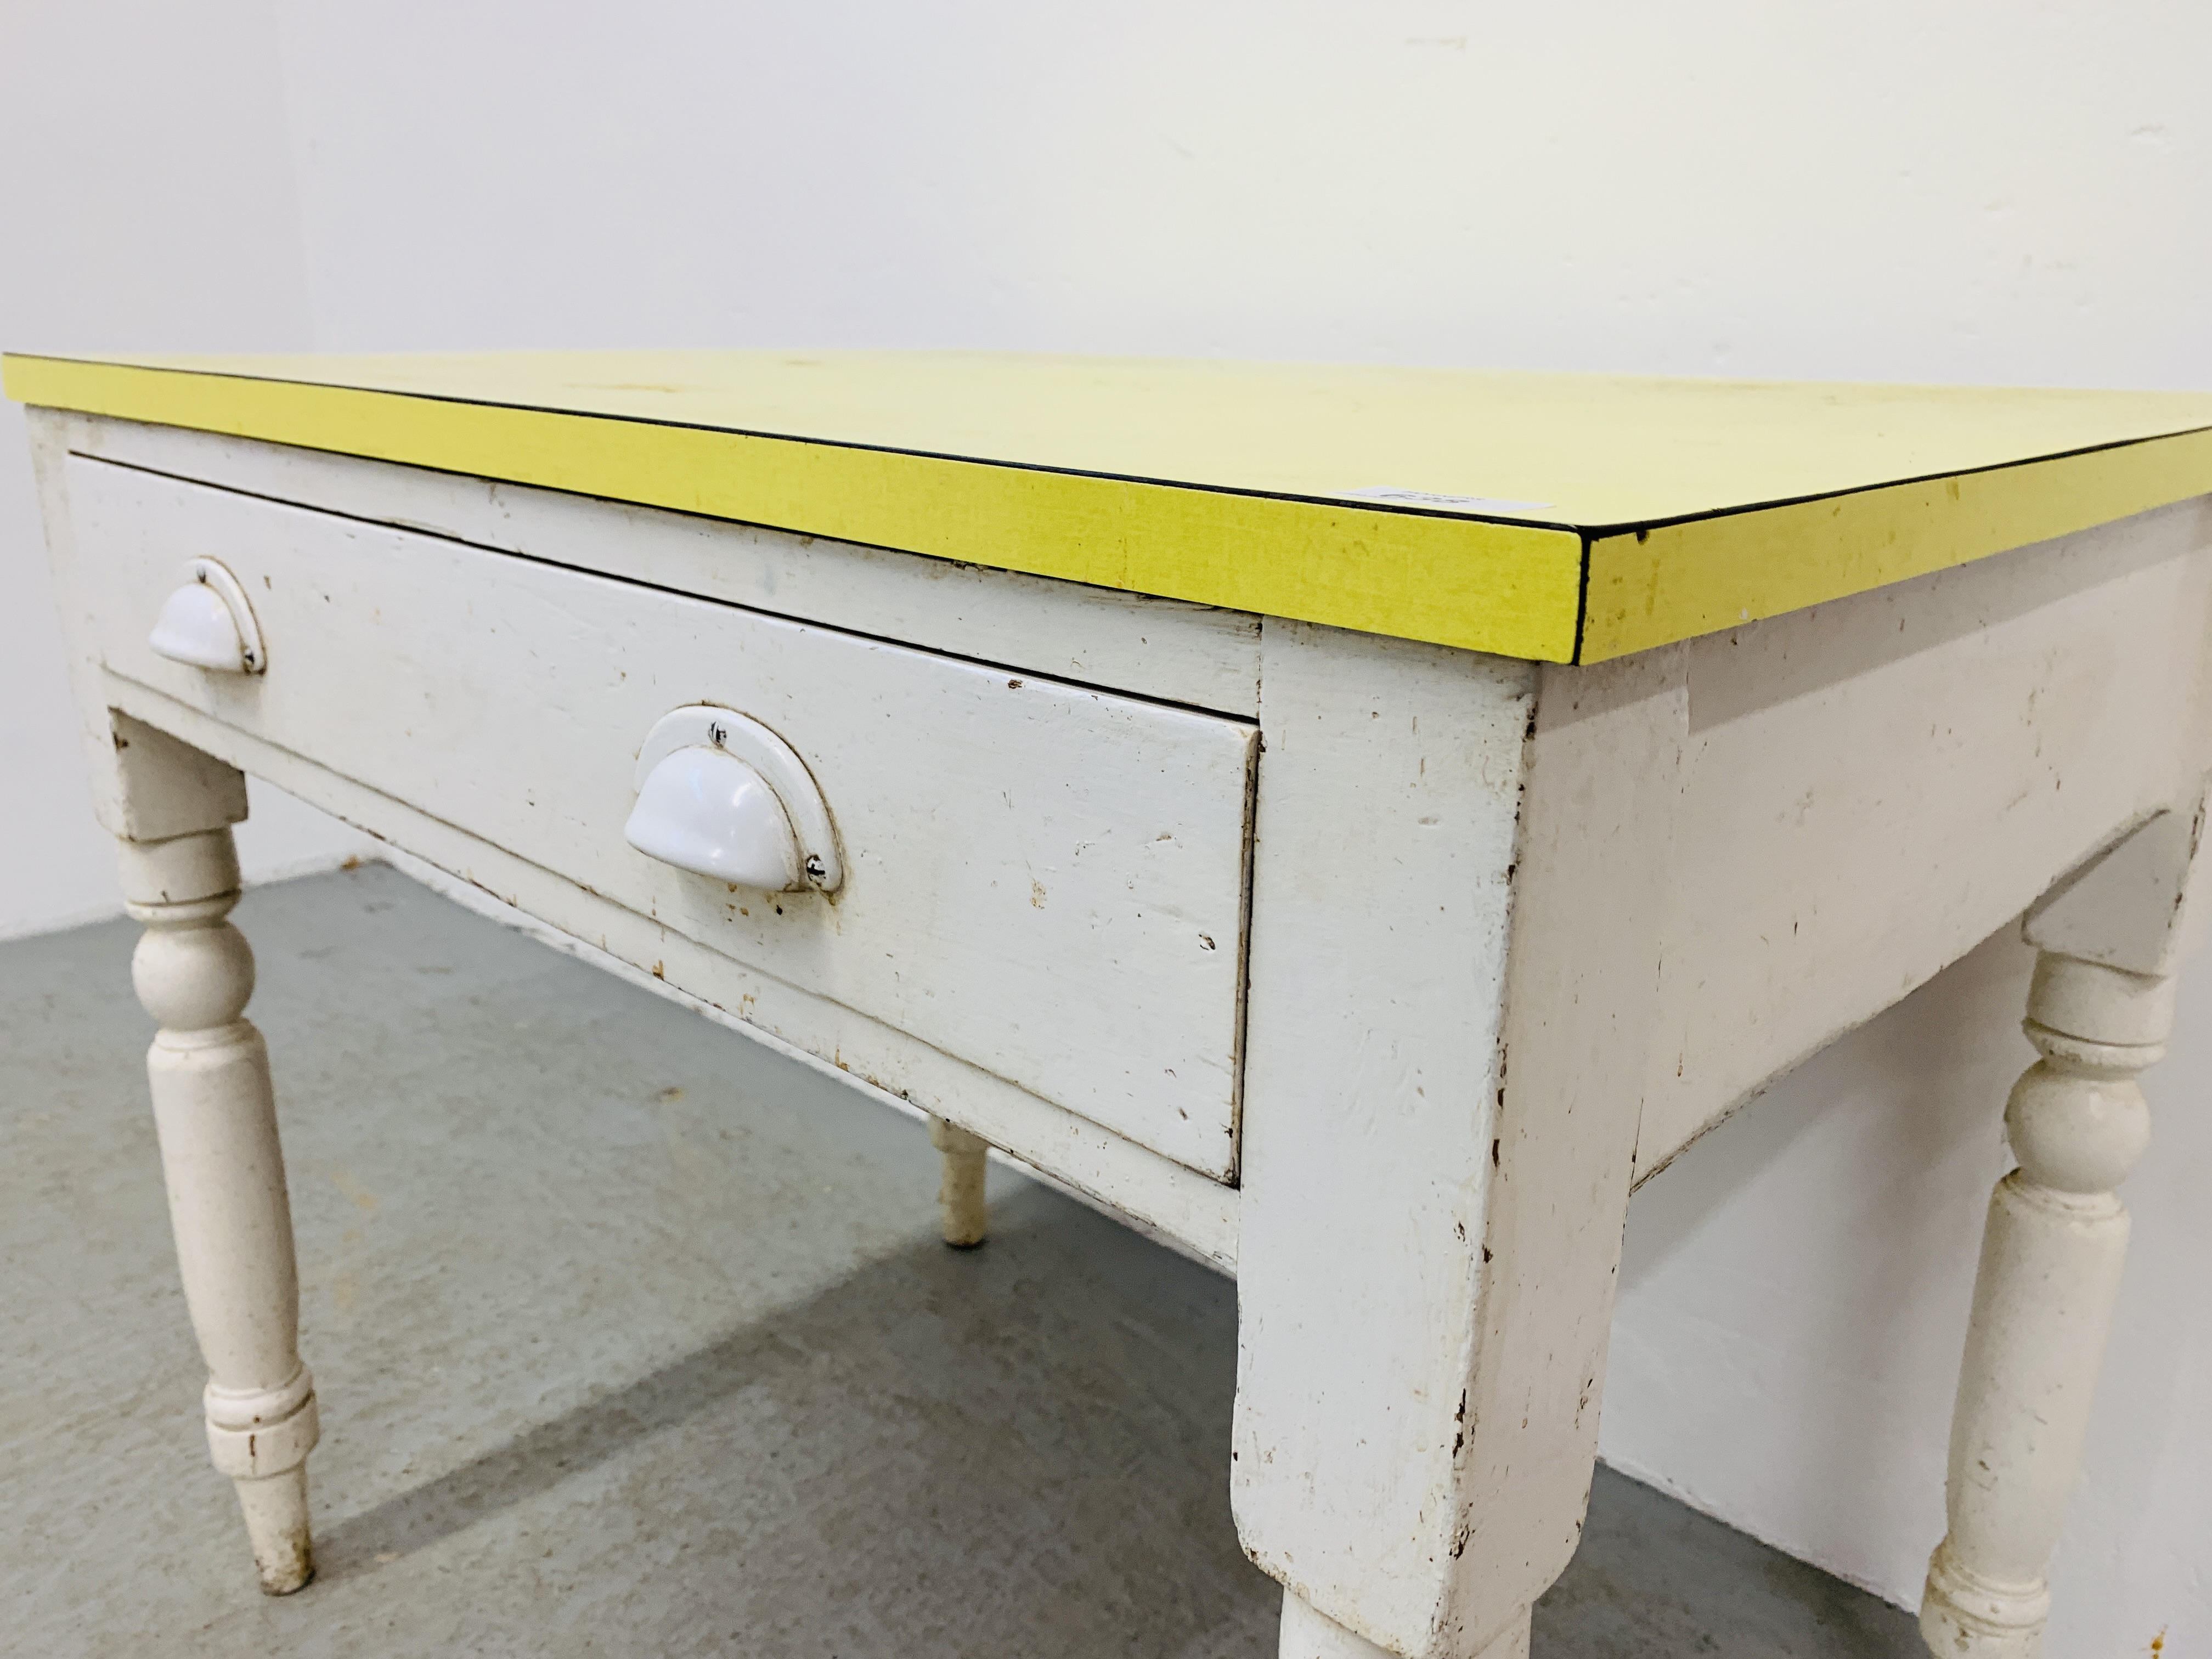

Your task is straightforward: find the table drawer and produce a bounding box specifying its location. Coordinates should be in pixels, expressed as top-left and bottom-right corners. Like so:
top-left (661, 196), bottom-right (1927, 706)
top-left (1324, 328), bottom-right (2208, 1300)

top-left (67, 457), bottom-right (1256, 1180)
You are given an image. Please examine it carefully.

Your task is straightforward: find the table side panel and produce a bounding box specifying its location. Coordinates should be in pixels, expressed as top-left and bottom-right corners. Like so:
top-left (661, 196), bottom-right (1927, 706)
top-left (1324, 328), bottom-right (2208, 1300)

top-left (63, 455), bottom-right (1256, 1181)
top-left (1638, 496), bottom-right (2212, 1177)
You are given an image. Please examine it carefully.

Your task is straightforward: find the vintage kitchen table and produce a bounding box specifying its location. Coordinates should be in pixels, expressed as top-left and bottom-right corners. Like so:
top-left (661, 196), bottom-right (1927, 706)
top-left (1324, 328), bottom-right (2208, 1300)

top-left (9, 352), bottom-right (2212, 1659)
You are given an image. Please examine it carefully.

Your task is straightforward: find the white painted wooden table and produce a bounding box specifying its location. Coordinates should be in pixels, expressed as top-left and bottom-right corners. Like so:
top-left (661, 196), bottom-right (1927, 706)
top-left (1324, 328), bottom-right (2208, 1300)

top-left (14, 352), bottom-right (2212, 1658)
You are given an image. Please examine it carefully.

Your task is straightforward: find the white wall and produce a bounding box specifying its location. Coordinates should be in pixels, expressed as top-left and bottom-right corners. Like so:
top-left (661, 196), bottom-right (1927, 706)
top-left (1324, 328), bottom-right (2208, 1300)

top-left (5, 1), bottom-right (2208, 1645)
top-left (1606, 932), bottom-right (2212, 1656)
top-left (0, 0), bottom-right (370, 939)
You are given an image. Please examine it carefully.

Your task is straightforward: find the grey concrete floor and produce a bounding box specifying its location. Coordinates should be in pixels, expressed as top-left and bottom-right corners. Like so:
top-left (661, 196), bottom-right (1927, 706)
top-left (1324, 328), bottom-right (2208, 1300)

top-left (1, 862), bottom-right (1925, 1657)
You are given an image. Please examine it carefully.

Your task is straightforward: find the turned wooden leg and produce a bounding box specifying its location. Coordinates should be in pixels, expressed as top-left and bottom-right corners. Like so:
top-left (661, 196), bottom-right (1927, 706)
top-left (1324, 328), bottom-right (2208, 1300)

top-left (123, 827), bottom-right (319, 1595)
top-left (1920, 950), bottom-right (2166, 1657)
top-left (929, 1116), bottom-right (989, 1248)
top-left (1280, 1592), bottom-right (1530, 1659)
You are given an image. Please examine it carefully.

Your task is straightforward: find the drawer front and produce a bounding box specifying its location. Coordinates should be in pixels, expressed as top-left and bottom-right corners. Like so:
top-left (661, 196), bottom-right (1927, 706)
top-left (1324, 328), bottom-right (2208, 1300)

top-left (69, 458), bottom-right (1255, 1180)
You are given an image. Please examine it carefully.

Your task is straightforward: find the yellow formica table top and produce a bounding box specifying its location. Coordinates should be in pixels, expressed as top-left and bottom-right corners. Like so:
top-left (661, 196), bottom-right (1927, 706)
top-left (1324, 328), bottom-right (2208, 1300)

top-left (9, 349), bottom-right (2212, 664)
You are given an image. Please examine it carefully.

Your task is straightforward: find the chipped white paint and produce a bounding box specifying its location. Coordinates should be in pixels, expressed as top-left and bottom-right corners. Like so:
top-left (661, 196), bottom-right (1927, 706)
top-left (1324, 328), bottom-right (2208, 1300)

top-left (121, 815), bottom-right (319, 1594)
top-left (27, 406), bottom-right (2212, 1652)
top-left (1235, 625), bottom-right (1686, 1657)
top-left (31, 412), bottom-right (1239, 1271)
top-left (2023, 793), bottom-right (2212, 979)
top-left (1921, 802), bottom-right (2212, 1657)
top-left (1636, 499), bottom-right (2212, 1181)
top-left (82, 668), bottom-right (1248, 1268)
top-left (1279, 1592), bottom-right (1529, 1659)
top-left (63, 450), bottom-right (1257, 1181)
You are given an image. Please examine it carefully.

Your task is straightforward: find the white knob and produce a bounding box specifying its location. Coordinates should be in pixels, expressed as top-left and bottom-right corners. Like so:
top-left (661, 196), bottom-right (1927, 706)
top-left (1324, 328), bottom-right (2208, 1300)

top-left (149, 558), bottom-right (266, 674)
top-left (623, 706), bottom-right (842, 894)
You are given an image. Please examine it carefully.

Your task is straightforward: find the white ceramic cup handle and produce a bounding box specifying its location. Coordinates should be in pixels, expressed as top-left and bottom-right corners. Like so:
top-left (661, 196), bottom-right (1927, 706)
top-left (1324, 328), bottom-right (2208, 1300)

top-left (148, 558), bottom-right (267, 674)
top-left (624, 747), bottom-right (804, 890)
top-left (622, 706), bottom-right (842, 894)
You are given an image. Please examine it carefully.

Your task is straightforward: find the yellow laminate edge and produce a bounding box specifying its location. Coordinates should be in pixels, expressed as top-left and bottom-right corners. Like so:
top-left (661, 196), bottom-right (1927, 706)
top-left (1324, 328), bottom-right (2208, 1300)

top-left (1583, 425), bottom-right (2212, 662)
top-left (1, 354), bottom-right (1584, 662)
top-left (10, 351), bottom-right (2212, 665)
